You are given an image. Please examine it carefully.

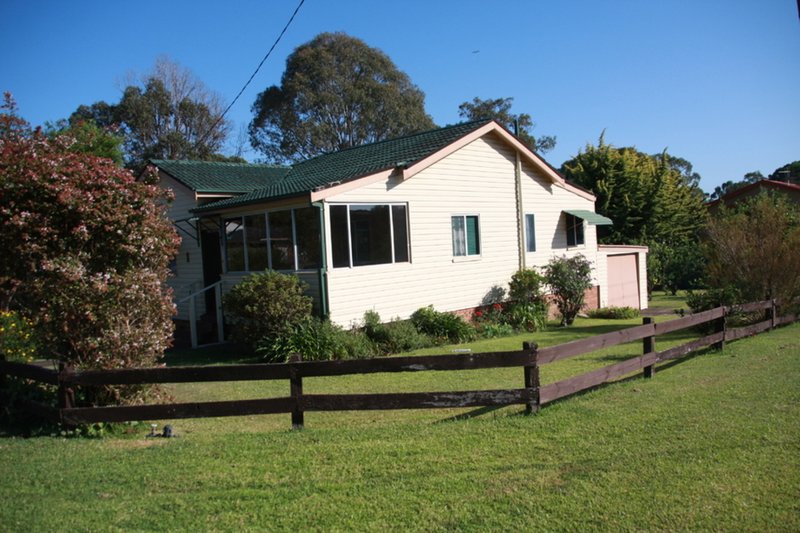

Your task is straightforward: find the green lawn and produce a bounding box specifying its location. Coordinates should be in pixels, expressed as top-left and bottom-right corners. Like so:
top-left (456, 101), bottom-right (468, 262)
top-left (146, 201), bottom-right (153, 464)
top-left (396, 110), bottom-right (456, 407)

top-left (1, 317), bottom-right (797, 531)
top-left (649, 289), bottom-right (692, 312)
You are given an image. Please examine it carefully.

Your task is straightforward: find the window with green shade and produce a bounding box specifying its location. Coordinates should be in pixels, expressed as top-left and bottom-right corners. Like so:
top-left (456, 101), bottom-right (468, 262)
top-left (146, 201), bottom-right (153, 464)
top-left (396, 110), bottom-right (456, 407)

top-left (452, 215), bottom-right (480, 257)
top-left (566, 213), bottom-right (585, 246)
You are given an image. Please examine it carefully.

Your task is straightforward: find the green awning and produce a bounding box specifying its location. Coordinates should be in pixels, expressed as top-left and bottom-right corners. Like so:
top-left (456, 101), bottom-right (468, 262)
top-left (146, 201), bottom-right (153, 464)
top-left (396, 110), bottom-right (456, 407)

top-left (564, 209), bottom-right (613, 225)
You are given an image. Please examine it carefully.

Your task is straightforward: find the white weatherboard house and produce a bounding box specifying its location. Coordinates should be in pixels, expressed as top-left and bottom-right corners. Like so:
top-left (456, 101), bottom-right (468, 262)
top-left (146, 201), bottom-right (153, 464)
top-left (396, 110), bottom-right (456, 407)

top-left (154, 120), bottom-right (647, 335)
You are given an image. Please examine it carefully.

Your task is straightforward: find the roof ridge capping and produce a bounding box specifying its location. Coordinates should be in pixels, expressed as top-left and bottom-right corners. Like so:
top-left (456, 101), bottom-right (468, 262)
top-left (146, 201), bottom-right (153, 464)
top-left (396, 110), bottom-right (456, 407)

top-left (149, 159), bottom-right (290, 169)
top-left (290, 118), bottom-right (495, 166)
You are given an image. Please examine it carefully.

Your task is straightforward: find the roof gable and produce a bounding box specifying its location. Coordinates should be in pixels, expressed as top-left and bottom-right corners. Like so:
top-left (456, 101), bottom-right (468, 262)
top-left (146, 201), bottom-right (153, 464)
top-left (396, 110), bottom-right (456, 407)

top-left (193, 120), bottom-right (595, 213)
top-left (152, 159), bottom-right (290, 194)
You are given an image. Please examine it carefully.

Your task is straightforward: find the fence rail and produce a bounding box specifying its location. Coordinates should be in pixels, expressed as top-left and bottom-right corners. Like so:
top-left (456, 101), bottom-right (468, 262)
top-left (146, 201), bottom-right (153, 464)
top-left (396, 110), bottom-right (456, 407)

top-left (1, 299), bottom-right (794, 429)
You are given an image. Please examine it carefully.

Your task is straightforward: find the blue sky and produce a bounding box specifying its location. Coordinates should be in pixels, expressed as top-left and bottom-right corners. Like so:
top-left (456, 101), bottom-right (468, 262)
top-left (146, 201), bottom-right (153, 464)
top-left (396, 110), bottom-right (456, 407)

top-left (2, 0), bottom-right (798, 194)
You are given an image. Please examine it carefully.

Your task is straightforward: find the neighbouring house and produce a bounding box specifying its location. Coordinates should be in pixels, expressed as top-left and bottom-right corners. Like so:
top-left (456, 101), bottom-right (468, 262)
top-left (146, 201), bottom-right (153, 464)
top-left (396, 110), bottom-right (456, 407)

top-left (153, 119), bottom-right (647, 337)
top-left (707, 179), bottom-right (800, 214)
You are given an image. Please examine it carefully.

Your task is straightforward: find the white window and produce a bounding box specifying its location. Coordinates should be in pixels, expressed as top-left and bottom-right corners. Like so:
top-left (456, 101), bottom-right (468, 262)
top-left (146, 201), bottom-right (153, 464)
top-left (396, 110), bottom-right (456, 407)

top-left (525, 213), bottom-right (536, 252)
top-left (566, 213), bottom-right (585, 246)
top-left (330, 204), bottom-right (409, 268)
top-left (223, 207), bottom-right (320, 272)
top-left (452, 215), bottom-right (480, 257)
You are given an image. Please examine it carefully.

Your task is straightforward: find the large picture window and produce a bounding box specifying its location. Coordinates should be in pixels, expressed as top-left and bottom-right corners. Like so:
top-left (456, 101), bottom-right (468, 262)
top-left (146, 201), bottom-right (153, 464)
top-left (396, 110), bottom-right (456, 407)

top-left (224, 207), bottom-right (320, 272)
top-left (330, 204), bottom-right (409, 268)
top-left (566, 213), bottom-right (585, 246)
top-left (452, 215), bottom-right (480, 257)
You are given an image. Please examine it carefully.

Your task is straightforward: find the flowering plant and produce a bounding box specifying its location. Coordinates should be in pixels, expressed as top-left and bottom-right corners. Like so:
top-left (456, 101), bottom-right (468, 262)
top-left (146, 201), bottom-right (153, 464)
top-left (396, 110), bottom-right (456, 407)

top-left (1, 93), bottom-right (179, 404)
top-left (0, 310), bottom-right (37, 362)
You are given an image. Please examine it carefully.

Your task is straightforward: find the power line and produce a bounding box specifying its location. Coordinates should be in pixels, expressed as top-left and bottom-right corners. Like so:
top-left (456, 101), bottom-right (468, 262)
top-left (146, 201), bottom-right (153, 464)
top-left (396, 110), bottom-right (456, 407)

top-left (195, 0), bottom-right (306, 151)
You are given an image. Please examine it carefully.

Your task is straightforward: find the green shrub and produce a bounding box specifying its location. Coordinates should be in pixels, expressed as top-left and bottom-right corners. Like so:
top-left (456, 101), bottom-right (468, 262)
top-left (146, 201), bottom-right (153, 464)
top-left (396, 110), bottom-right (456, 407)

top-left (685, 288), bottom-right (739, 333)
top-left (476, 322), bottom-right (515, 339)
top-left (258, 317), bottom-right (378, 362)
top-left (472, 303), bottom-right (505, 325)
top-left (544, 254), bottom-right (594, 326)
top-left (362, 311), bottom-right (433, 355)
top-left (648, 241), bottom-right (706, 296)
top-left (1, 96), bottom-right (178, 407)
top-left (0, 310), bottom-right (38, 362)
top-left (508, 269), bottom-right (546, 305)
top-left (587, 306), bottom-right (640, 319)
top-left (685, 288), bottom-right (738, 314)
top-left (223, 270), bottom-right (313, 352)
top-left (505, 302), bottom-right (547, 332)
top-left (410, 306), bottom-right (476, 344)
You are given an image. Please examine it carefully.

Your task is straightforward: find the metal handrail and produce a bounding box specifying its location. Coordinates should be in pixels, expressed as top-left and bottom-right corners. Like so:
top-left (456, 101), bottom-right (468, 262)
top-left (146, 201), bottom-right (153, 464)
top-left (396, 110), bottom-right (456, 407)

top-left (177, 281), bottom-right (225, 348)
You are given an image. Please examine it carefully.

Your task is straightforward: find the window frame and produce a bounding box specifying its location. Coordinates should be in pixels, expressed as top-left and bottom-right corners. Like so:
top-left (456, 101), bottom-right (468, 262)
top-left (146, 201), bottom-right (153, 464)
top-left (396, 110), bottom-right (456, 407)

top-left (222, 207), bottom-right (321, 273)
top-left (566, 213), bottom-right (585, 247)
top-left (525, 213), bottom-right (536, 253)
top-left (451, 214), bottom-right (481, 258)
top-left (329, 202), bottom-right (411, 269)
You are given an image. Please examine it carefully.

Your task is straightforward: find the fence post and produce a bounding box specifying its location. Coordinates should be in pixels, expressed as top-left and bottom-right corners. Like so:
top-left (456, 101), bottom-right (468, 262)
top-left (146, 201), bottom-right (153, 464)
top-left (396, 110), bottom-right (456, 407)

top-left (769, 299), bottom-right (776, 330)
top-left (642, 317), bottom-right (655, 378)
top-left (57, 362), bottom-right (75, 427)
top-left (523, 341), bottom-right (540, 414)
top-left (714, 306), bottom-right (727, 351)
top-left (288, 353), bottom-right (304, 429)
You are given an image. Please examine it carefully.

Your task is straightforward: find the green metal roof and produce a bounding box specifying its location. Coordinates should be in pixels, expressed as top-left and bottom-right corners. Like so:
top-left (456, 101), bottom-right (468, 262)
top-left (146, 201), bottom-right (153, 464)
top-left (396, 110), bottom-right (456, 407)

top-left (564, 209), bottom-right (613, 225)
top-left (151, 159), bottom-right (291, 194)
top-left (193, 120), bottom-right (494, 213)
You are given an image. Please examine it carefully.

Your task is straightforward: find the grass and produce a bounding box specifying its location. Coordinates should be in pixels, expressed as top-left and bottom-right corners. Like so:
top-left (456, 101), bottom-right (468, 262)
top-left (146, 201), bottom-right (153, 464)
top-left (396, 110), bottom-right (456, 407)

top-left (1, 309), bottom-right (798, 530)
top-left (650, 289), bottom-right (692, 312)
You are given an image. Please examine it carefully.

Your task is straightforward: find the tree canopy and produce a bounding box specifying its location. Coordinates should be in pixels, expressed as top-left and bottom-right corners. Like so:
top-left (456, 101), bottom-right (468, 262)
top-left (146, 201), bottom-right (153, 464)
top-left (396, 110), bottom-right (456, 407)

top-left (70, 57), bottom-right (231, 170)
top-left (44, 119), bottom-right (124, 165)
top-left (708, 172), bottom-right (764, 201)
top-left (458, 97), bottom-right (556, 154)
top-left (249, 32), bottom-right (435, 164)
top-left (704, 194), bottom-right (800, 307)
top-left (770, 160), bottom-right (800, 184)
top-left (561, 135), bottom-right (706, 247)
top-left (1, 93), bottom-right (179, 402)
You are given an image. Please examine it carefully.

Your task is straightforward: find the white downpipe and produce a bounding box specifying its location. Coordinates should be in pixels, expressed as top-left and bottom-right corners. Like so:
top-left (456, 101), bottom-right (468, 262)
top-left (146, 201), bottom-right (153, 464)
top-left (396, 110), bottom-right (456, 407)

top-left (515, 151), bottom-right (525, 270)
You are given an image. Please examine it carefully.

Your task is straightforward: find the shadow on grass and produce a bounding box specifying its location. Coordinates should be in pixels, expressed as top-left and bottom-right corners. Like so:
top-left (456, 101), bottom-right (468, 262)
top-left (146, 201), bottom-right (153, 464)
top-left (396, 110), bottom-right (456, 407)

top-left (550, 322), bottom-right (635, 338)
top-left (431, 346), bottom-right (720, 425)
top-left (435, 405), bottom-right (508, 424)
top-left (537, 347), bottom-right (717, 410)
top-left (162, 343), bottom-right (261, 367)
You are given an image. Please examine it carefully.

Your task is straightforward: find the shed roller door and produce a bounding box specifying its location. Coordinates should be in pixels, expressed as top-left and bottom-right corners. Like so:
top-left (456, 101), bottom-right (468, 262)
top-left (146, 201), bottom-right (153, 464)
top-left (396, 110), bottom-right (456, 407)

top-left (607, 254), bottom-right (640, 309)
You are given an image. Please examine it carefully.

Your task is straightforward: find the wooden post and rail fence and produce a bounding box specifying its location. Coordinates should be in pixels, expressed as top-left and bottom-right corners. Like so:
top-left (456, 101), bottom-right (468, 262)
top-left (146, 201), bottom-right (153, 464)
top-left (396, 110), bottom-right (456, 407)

top-left (1, 300), bottom-right (795, 429)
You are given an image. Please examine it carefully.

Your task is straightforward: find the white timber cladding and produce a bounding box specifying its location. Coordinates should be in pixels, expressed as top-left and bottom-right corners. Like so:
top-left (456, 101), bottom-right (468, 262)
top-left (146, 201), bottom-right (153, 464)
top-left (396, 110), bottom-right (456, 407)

top-left (518, 162), bottom-right (600, 281)
top-left (159, 172), bottom-right (206, 320)
top-left (324, 134), bottom-right (604, 326)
